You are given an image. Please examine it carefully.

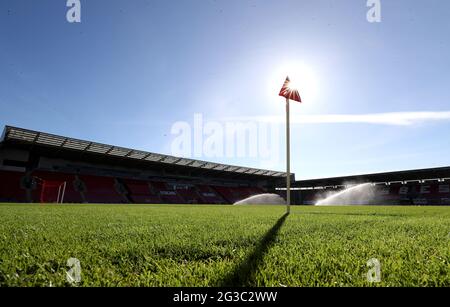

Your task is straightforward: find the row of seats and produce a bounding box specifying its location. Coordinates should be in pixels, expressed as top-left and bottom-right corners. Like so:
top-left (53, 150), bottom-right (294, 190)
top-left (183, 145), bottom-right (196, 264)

top-left (122, 179), bottom-right (161, 204)
top-left (152, 181), bottom-right (185, 204)
top-left (175, 187), bottom-right (202, 204)
top-left (0, 170), bottom-right (265, 204)
top-left (213, 186), bottom-right (265, 203)
top-left (197, 185), bottom-right (227, 204)
top-left (79, 175), bottom-right (124, 203)
top-left (386, 184), bottom-right (450, 196)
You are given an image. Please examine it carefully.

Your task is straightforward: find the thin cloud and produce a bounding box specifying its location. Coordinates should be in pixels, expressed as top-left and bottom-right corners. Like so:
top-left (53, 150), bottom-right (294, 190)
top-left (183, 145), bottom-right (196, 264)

top-left (226, 111), bottom-right (450, 126)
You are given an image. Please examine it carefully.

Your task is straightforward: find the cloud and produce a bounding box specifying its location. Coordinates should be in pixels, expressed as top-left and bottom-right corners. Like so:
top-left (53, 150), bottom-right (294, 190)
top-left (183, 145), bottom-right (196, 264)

top-left (226, 111), bottom-right (450, 126)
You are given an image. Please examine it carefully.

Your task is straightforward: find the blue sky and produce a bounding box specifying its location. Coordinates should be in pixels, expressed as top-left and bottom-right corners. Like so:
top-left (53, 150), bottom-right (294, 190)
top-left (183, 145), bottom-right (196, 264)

top-left (1, 0), bottom-right (450, 179)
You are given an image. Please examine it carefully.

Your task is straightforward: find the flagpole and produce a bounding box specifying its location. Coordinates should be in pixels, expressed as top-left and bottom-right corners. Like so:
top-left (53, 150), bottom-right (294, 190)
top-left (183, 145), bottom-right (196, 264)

top-left (286, 97), bottom-right (291, 214)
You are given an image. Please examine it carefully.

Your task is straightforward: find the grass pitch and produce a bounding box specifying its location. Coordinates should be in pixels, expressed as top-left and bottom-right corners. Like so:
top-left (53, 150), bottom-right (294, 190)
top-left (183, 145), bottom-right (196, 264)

top-left (0, 204), bottom-right (448, 287)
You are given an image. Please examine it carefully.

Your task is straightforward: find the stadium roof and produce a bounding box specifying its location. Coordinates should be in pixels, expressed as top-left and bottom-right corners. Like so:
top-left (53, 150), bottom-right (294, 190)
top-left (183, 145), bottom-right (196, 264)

top-left (0, 125), bottom-right (287, 179)
top-left (294, 167), bottom-right (450, 188)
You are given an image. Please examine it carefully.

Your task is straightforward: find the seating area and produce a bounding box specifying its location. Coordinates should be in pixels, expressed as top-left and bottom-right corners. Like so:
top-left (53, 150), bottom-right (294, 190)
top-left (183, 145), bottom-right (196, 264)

top-left (197, 185), bottom-right (226, 204)
top-left (301, 182), bottom-right (450, 205)
top-left (175, 187), bottom-right (201, 204)
top-left (151, 181), bottom-right (185, 204)
top-left (4, 167), bottom-right (447, 206)
top-left (78, 175), bottom-right (124, 203)
top-left (0, 169), bottom-right (268, 204)
top-left (122, 179), bottom-right (161, 204)
top-left (213, 186), bottom-right (260, 203)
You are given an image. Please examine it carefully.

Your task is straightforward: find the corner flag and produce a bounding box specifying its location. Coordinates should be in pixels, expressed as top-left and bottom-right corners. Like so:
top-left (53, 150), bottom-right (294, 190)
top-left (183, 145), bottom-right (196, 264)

top-left (279, 76), bottom-right (302, 103)
top-left (279, 76), bottom-right (302, 214)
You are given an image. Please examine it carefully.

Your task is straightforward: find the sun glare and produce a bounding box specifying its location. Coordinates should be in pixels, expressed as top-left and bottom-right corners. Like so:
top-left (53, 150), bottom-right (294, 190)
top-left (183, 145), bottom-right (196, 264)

top-left (269, 61), bottom-right (320, 105)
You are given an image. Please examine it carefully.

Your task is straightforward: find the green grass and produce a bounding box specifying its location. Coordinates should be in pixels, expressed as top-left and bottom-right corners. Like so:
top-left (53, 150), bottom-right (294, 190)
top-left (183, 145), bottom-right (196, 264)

top-left (0, 204), bottom-right (449, 287)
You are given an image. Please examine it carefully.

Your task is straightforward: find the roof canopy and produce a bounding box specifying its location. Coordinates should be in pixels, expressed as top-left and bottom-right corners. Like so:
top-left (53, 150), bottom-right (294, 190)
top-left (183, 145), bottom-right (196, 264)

top-left (1, 126), bottom-right (287, 178)
top-left (294, 167), bottom-right (450, 188)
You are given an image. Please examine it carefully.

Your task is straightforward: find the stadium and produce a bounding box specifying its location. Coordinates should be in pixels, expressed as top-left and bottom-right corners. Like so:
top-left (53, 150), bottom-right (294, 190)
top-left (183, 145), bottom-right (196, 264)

top-left (1, 125), bottom-right (449, 206)
top-left (0, 125), bottom-right (286, 204)
top-left (2, 0), bottom-right (450, 292)
top-left (1, 126), bottom-right (449, 288)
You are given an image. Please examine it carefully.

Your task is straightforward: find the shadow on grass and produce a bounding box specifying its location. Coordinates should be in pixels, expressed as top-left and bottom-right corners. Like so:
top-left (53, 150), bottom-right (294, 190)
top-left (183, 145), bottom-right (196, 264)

top-left (215, 213), bottom-right (289, 287)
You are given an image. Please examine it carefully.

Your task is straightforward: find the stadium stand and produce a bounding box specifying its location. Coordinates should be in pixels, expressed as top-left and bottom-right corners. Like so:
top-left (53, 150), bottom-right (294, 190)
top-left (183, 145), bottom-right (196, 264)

top-left (197, 185), bottom-right (227, 204)
top-left (212, 186), bottom-right (264, 203)
top-left (213, 186), bottom-right (240, 203)
top-left (294, 170), bottom-right (450, 206)
top-left (2, 125), bottom-right (450, 205)
top-left (122, 179), bottom-right (161, 204)
top-left (150, 181), bottom-right (183, 204)
top-left (78, 175), bottom-right (125, 204)
top-left (173, 185), bottom-right (201, 204)
top-left (0, 126), bottom-right (287, 204)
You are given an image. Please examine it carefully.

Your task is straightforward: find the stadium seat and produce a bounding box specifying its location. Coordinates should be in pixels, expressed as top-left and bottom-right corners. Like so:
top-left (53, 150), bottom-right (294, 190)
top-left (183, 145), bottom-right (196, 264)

top-left (78, 175), bottom-right (124, 203)
top-left (213, 186), bottom-right (241, 203)
top-left (196, 185), bottom-right (227, 204)
top-left (122, 179), bottom-right (162, 204)
top-left (175, 187), bottom-right (202, 204)
top-left (151, 181), bottom-right (185, 204)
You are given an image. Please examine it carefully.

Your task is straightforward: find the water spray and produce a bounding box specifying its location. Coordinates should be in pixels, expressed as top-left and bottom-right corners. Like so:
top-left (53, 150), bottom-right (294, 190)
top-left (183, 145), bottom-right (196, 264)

top-left (315, 183), bottom-right (376, 206)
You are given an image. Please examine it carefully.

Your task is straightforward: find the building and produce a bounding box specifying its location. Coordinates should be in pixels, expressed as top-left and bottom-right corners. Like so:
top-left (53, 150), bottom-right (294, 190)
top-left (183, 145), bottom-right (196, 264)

top-left (0, 126), bottom-right (288, 204)
top-left (293, 167), bottom-right (450, 206)
top-left (2, 125), bottom-right (449, 206)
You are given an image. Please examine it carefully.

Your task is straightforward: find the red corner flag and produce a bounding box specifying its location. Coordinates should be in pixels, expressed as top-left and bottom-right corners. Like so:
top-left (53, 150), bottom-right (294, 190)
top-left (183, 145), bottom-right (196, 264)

top-left (279, 76), bottom-right (302, 103)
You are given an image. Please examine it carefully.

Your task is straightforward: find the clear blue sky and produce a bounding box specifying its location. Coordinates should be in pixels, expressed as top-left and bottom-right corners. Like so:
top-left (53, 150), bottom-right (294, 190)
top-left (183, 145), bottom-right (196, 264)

top-left (1, 0), bottom-right (450, 179)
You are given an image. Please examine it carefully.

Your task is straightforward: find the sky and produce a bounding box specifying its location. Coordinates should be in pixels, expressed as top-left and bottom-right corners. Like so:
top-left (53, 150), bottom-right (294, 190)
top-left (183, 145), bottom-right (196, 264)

top-left (1, 0), bottom-right (450, 180)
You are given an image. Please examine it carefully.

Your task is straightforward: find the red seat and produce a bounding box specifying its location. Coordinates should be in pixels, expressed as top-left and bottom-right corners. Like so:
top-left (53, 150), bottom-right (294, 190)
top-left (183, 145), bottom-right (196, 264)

top-left (213, 186), bottom-right (240, 203)
top-left (151, 181), bottom-right (184, 204)
top-left (79, 175), bottom-right (123, 203)
top-left (196, 185), bottom-right (226, 204)
top-left (176, 187), bottom-right (201, 203)
top-left (123, 179), bottom-right (161, 204)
